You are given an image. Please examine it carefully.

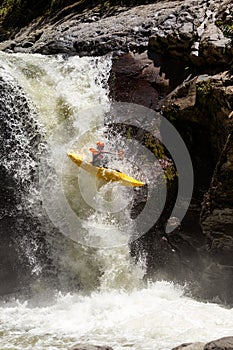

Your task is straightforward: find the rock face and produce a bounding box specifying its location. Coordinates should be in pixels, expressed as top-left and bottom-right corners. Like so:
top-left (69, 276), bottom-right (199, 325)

top-left (148, 1), bottom-right (232, 68)
top-left (173, 337), bottom-right (233, 350)
top-left (157, 72), bottom-right (233, 302)
top-left (109, 51), bottom-right (169, 109)
top-left (201, 133), bottom-right (233, 263)
top-left (0, 0), bottom-right (232, 70)
top-left (200, 132), bottom-right (233, 302)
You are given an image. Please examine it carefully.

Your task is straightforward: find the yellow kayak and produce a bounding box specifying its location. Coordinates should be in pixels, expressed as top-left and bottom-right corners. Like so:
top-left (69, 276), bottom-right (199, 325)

top-left (67, 152), bottom-right (145, 187)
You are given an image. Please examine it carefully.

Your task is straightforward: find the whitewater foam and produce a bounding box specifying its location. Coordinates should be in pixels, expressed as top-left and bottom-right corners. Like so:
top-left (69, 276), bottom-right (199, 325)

top-left (0, 282), bottom-right (232, 350)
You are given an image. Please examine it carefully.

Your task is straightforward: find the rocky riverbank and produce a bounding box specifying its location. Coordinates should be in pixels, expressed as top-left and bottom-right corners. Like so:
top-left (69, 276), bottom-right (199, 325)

top-left (70, 337), bottom-right (233, 350)
top-left (0, 0), bottom-right (232, 303)
top-left (0, 0), bottom-right (232, 65)
top-left (173, 336), bottom-right (233, 350)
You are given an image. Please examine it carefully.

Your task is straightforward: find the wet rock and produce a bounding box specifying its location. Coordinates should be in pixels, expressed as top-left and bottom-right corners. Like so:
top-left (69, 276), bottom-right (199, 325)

top-left (199, 132), bottom-right (233, 302)
top-left (109, 51), bottom-right (169, 109)
top-left (172, 343), bottom-right (205, 350)
top-left (158, 76), bottom-right (198, 110)
top-left (70, 345), bottom-right (113, 350)
top-left (0, 0), bottom-right (231, 74)
top-left (204, 337), bottom-right (233, 350)
top-left (199, 76), bottom-right (233, 258)
top-left (159, 71), bottom-right (233, 302)
top-left (108, 35), bottom-right (232, 299)
top-left (197, 262), bottom-right (233, 304)
top-left (172, 338), bottom-right (233, 350)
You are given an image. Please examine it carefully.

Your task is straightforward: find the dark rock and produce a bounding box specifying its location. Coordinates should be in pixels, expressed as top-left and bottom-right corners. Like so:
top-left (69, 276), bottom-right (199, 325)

top-left (70, 345), bottom-right (113, 350)
top-left (201, 133), bottom-right (233, 245)
top-left (172, 343), bottom-right (205, 350)
top-left (172, 338), bottom-right (233, 350)
top-left (159, 71), bottom-right (233, 302)
top-left (109, 51), bottom-right (168, 109)
top-left (205, 337), bottom-right (233, 350)
top-left (107, 31), bottom-right (232, 302)
top-left (172, 337), bottom-right (233, 350)
top-left (159, 76), bottom-right (198, 110)
top-left (197, 263), bottom-right (233, 304)
top-left (0, 0), bottom-right (231, 74)
top-left (199, 132), bottom-right (233, 302)
top-left (22, 41), bottom-right (34, 48)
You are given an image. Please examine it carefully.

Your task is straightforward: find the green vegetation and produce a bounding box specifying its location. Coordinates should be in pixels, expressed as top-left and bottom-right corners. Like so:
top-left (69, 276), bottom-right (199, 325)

top-left (0, 0), bottom-right (52, 38)
top-left (196, 80), bottom-right (213, 96)
top-left (223, 23), bottom-right (233, 38)
top-left (144, 132), bottom-right (177, 182)
top-left (216, 20), bottom-right (233, 39)
top-left (144, 132), bottom-right (164, 159)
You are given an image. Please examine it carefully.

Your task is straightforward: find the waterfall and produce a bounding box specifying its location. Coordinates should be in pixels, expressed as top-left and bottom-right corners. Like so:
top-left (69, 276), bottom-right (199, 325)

top-left (0, 51), bottom-right (145, 295)
top-left (0, 51), bottom-right (233, 350)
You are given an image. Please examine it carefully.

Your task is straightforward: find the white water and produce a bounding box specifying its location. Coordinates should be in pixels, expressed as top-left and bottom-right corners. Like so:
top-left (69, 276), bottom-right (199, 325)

top-left (0, 52), bottom-right (232, 350)
top-left (0, 282), bottom-right (233, 350)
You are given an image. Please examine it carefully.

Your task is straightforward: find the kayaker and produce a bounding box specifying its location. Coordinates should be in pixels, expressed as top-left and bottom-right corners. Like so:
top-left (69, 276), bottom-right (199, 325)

top-left (89, 141), bottom-right (109, 167)
top-left (89, 141), bottom-right (124, 168)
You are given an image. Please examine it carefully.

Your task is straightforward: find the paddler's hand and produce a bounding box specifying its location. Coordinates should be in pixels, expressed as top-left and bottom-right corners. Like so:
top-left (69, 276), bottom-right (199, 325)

top-left (89, 147), bottom-right (99, 154)
top-left (118, 150), bottom-right (124, 159)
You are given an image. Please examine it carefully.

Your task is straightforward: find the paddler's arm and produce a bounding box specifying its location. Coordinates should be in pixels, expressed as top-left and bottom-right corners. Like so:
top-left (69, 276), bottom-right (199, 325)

top-left (102, 150), bottom-right (124, 157)
top-left (89, 147), bottom-right (99, 154)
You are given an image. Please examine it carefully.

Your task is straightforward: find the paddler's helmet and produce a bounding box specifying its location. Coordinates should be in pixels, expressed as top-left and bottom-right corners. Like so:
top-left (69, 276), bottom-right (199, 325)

top-left (96, 141), bottom-right (105, 148)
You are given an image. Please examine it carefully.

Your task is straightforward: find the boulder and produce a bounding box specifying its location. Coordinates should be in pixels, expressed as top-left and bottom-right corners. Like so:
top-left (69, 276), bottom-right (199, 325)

top-left (205, 337), bottom-right (233, 350)
top-left (172, 338), bottom-right (233, 350)
top-left (70, 345), bottom-right (113, 350)
top-left (109, 51), bottom-right (169, 109)
top-left (172, 343), bottom-right (205, 350)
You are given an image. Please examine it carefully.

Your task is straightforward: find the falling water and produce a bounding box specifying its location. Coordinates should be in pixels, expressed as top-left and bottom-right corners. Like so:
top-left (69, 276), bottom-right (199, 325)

top-left (0, 52), bottom-right (232, 350)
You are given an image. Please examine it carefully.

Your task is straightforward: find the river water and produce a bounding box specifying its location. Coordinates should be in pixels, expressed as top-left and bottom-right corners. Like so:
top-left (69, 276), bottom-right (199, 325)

top-left (1, 281), bottom-right (233, 350)
top-left (0, 52), bottom-right (232, 350)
